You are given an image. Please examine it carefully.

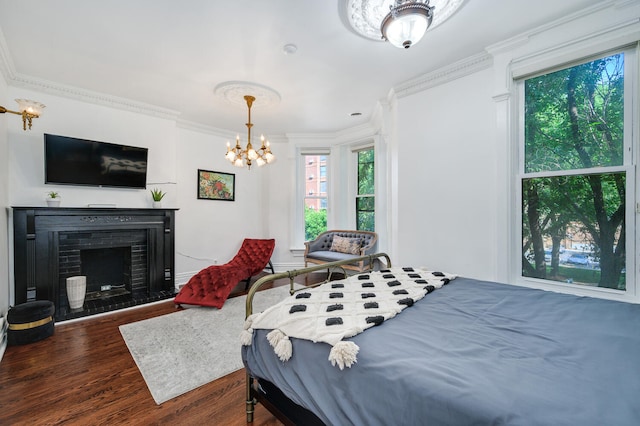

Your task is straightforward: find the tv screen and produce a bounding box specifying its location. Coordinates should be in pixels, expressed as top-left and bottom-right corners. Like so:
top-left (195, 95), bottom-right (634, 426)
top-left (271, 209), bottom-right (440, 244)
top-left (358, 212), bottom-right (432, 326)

top-left (45, 134), bottom-right (148, 189)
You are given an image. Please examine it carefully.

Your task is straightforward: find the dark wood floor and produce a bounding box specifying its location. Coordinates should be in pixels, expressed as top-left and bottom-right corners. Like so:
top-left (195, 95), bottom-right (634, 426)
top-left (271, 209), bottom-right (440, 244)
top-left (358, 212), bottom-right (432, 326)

top-left (0, 273), bottom-right (327, 425)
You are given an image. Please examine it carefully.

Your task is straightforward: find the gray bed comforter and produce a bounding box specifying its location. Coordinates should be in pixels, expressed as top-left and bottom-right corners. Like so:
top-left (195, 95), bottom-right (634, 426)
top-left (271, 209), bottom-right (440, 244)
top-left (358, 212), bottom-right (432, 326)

top-left (242, 277), bottom-right (640, 425)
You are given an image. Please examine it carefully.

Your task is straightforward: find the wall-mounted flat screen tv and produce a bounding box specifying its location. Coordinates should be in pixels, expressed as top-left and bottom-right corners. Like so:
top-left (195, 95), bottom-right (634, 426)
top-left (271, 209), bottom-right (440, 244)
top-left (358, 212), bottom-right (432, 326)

top-left (45, 134), bottom-right (148, 189)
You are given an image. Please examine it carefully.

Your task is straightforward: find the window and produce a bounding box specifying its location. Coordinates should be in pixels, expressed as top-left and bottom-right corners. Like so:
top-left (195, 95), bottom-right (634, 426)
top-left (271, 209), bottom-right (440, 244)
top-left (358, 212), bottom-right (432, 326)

top-left (519, 50), bottom-right (633, 292)
top-left (304, 154), bottom-right (328, 240)
top-left (356, 148), bottom-right (375, 231)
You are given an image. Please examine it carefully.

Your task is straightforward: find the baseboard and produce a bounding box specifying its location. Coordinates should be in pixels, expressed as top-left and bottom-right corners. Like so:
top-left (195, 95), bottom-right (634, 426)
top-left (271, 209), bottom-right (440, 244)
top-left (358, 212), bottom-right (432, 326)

top-left (175, 272), bottom-right (193, 291)
top-left (0, 339), bottom-right (6, 364)
top-left (0, 315), bottom-right (7, 364)
top-left (272, 262), bottom-right (305, 272)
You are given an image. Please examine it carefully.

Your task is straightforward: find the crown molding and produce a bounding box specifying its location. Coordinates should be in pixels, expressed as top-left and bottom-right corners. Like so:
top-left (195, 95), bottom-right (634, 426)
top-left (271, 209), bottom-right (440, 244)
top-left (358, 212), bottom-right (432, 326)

top-left (487, 1), bottom-right (627, 56)
top-left (394, 52), bottom-right (493, 99)
top-left (0, 27), bottom-right (15, 83)
top-left (177, 118), bottom-right (290, 147)
top-left (176, 119), bottom-right (234, 138)
top-left (393, 0), bottom-right (637, 98)
top-left (0, 27), bottom-right (180, 121)
top-left (9, 73), bottom-right (181, 121)
top-left (287, 117), bottom-right (378, 145)
top-left (509, 17), bottom-right (640, 80)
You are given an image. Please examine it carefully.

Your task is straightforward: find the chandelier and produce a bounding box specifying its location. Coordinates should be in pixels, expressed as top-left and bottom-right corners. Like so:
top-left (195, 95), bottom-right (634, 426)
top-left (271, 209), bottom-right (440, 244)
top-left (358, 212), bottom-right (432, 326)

top-left (381, 1), bottom-right (434, 49)
top-left (225, 95), bottom-right (275, 169)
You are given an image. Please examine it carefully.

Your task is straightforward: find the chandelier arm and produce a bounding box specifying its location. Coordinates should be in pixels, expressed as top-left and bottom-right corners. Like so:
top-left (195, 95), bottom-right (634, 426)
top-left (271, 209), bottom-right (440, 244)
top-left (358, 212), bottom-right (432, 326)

top-left (0, 106), bottom-right (21, 115)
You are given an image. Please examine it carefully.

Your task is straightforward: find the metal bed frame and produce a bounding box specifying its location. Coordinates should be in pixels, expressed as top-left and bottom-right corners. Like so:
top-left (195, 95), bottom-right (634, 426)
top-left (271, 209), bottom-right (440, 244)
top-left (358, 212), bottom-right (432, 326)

top-left (243, 252), bottom-right (392, 424)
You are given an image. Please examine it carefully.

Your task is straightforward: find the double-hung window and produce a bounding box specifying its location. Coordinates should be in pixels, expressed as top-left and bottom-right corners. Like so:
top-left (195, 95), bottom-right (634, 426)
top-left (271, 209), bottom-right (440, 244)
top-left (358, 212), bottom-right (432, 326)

top-left (356, 148), bottom-right (375, 231)
top-left (304, 154), bottom-right (328, 240)
top-left (518, 48), bottom-right (635, 294)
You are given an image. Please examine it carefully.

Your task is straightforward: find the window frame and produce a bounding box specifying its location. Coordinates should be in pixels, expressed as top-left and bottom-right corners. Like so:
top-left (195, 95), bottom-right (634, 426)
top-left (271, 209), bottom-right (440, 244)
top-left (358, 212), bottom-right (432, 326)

top-left (514, 46), bottom-right (637, 301)
top-left (296, 150), bottom-right (330, 246)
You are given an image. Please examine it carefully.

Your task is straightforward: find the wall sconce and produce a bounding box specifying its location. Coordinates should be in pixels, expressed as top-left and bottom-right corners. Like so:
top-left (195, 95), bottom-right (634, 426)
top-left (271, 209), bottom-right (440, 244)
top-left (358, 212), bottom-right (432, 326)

top-left (0, 99), bottom-right (46, 130)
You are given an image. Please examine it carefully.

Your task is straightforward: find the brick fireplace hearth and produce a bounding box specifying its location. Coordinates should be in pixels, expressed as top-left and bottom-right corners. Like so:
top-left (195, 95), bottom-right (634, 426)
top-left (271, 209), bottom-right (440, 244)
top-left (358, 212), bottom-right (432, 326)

top-left (12, 207), bottom-right (177, 321)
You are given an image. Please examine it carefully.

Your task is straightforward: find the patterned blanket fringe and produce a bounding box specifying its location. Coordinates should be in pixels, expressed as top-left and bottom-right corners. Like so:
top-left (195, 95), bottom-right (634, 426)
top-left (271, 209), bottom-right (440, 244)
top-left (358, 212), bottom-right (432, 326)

top-left (267, 329), bottom-right (292, 361)
top-left (240, 314), bottom-right (256, 346)
top-left (328, 341), bottom-right (359, 370)
top-left (242, 315), bottom-right (360, 367)
top-left (240, 328), bottom-right (254, 346)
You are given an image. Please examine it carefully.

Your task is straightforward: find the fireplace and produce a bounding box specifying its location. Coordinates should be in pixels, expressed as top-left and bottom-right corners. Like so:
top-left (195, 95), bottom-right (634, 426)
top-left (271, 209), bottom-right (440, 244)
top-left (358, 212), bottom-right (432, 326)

top-left (12, 207), bottom-right (176, 321)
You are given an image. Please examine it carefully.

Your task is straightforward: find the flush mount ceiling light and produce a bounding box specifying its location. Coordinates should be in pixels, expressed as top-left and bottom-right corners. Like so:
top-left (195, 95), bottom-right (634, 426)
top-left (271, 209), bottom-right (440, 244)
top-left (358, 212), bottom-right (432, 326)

top-left (381, 1), bottom-right (434, 49)
top-left (343, 0), bottom-right (465, 48)
top-left (0, 99), bottom-right (45, 130)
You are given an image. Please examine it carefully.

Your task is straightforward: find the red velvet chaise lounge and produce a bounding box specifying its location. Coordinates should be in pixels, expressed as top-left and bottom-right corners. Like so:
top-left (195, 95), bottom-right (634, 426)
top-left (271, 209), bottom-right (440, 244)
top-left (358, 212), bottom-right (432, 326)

top-left (174, 238), bottom-right (275, 308)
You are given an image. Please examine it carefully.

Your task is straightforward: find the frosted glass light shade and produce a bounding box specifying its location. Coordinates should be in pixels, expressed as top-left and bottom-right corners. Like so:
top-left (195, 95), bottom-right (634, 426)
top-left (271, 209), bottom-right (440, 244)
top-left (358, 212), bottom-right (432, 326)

top-left (380, 2), bottom-right (434, 49)
top-left (265, 152), bottom-right (275, 164)
top-left (247, 148), bottom-right (258, 160)
top-left (15, 98), bottom-right (45, 116)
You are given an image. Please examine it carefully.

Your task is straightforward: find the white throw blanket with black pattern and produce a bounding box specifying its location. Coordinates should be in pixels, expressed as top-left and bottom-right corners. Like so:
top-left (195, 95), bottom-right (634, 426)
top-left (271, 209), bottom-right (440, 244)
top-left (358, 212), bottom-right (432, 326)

top-left (241, 267), bottom-right (456, 369)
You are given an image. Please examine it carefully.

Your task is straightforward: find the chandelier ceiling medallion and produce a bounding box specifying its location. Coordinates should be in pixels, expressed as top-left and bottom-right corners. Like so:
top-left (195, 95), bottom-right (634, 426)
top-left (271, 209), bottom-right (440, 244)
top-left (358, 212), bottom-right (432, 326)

top-left (343, 0), bottom-right (465, 49)
top-left (225, 95), bottom-right (275, 169)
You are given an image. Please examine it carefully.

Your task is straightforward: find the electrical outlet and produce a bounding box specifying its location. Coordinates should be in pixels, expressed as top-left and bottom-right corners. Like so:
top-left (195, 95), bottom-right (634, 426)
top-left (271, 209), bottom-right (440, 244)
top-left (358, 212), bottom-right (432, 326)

top-left (101, 285), bottom-right (112, 291)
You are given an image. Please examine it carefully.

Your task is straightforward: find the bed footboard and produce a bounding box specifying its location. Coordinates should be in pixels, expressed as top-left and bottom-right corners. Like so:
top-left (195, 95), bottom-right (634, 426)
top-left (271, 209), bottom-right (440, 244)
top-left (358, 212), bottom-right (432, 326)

top-left (244, 252), bottom-right (391, 423)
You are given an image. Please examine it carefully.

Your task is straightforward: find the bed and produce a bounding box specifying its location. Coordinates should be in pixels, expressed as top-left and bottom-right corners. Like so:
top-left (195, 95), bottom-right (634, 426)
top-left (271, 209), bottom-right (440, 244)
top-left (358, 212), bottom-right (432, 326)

top-left (241, 253), bottom-right (640, 425)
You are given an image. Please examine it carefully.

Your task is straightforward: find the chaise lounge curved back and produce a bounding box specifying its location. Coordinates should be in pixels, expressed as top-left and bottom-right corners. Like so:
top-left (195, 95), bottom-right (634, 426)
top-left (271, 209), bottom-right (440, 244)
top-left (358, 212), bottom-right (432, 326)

top-left (174, 238), bottom-right (275, 308)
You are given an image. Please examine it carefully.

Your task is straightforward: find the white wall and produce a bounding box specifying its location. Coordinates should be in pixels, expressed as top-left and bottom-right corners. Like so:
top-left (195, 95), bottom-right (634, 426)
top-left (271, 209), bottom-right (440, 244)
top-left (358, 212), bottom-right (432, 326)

top-left (3, 89), bottom-right (271, 292)
top-left (391, 1), bottom-right (640, 285)
top-left (394, 68), bottom-right (498, 280)
top-left (0, 69), bottom-right (9, 316)
top-left (7, 88), bottom-right (178, 209)
top-left (260, 139), bottom-right (298, 269)
top-left (174, 125), bottom-right (267, 282)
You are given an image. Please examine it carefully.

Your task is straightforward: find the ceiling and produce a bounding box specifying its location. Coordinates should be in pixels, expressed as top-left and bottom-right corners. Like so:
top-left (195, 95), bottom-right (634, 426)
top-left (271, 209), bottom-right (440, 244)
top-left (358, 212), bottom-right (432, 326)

top-left (0, 0), bottom-right (596, 136)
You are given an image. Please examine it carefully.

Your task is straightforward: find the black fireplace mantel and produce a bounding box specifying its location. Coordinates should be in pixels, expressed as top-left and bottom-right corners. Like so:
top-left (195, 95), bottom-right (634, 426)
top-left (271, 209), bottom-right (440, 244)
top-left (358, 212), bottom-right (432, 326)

top-left (12, 207), bottom-right (177, 321)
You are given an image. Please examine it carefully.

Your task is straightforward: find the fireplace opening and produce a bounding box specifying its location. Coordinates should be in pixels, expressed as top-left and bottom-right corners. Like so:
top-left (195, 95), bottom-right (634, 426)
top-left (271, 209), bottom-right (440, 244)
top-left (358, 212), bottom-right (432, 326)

top-left (57, 228), bottom-right (150, 318)
top-left (81, 246), bottom-right (132, 301)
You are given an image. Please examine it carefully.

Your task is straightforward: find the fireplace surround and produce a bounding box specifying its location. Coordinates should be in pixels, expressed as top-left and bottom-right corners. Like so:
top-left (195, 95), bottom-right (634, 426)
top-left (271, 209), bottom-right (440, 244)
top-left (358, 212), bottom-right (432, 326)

top-left (12, 207), bottom-right (177, 321)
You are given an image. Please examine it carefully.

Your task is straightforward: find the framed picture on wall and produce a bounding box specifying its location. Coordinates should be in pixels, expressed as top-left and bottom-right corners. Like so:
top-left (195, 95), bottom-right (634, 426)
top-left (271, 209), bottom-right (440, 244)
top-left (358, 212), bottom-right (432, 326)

top-left (197, 169), bottom-right (235, 201)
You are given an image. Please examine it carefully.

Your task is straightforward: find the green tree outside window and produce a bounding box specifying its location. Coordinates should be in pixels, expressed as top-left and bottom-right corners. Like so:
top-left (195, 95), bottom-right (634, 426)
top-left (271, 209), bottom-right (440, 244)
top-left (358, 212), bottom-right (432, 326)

top-left (521, 53), bottom-right (626, 290)
top-left (357, 149), bottom-right (375, 231)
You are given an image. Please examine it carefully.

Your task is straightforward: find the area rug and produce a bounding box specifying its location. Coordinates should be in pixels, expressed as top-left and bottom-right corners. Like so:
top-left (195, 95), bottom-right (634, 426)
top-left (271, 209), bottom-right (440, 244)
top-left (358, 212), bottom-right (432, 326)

top-left (119, 285), bottom-right (292, 404)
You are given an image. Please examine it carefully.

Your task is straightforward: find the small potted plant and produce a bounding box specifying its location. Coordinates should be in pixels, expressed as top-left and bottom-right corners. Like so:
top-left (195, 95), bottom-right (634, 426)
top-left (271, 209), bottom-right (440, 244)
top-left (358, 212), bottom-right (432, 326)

top-left (46, 191), bottom-right (61, 207)
top-left (150, 188), bottom-right (166, 208)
